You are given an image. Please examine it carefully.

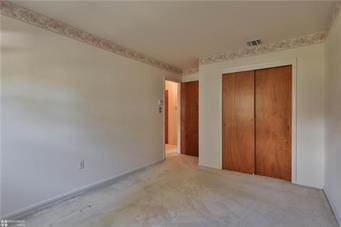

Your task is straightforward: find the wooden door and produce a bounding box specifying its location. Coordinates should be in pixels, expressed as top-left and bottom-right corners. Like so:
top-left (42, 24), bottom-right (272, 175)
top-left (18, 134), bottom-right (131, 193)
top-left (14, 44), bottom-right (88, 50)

top-left (164, 90), bottom-right (169, 144)
top-left (222, 71), bottom-right (255, 174)
top-left (255, 66), bottom-right (292, 181)
top-left (181, 81), bottom-right (199, 156)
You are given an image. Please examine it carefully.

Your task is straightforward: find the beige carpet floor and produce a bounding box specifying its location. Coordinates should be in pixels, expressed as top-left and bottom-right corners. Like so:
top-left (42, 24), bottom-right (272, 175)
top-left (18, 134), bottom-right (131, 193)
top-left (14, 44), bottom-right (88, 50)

top-left (24, 154), bottom-right (338, 227)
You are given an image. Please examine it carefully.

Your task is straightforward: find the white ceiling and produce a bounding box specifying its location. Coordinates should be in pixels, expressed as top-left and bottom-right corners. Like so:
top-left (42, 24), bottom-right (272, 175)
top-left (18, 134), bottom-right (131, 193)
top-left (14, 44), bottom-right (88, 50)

top-left (15, 1), bottom-right (335, 70)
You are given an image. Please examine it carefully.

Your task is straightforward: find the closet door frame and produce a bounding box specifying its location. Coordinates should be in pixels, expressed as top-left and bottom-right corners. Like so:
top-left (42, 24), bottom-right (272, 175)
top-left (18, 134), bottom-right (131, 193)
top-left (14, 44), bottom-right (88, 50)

top-left (220, 58), bottom-right (297, 184)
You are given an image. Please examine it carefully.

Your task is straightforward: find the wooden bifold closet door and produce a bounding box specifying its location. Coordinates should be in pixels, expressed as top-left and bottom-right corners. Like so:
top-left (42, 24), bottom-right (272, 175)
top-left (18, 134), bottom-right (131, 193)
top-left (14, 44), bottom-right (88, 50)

top-left (255, 66), bottom-right (292, 181)
top-left (222, 71), bottom-right (255, 174)
top-left (222, 65), bottom-right (292, 181)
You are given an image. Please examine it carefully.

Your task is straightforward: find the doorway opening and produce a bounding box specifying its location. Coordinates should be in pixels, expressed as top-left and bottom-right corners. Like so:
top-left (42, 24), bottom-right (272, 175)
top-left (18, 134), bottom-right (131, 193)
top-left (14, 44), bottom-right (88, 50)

top-left (164, 80), bottom-right (180, 157)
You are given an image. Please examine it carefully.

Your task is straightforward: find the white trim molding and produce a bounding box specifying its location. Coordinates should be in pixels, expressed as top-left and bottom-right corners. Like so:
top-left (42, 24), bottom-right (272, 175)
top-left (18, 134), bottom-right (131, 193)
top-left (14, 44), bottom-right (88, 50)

top-left (323, 189), bottom-right (341, 226)
top-left (200, 31), bottom-right (326, 65)
top-left (0, 0), bottom-right (182, 74)
top-left (2, 159), bottom-right (164, 220)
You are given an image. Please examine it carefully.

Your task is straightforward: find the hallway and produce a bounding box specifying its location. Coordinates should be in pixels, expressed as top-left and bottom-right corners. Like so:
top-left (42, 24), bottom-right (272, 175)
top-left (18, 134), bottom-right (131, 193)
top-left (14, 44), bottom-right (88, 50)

top-left (24, 154), bottom-right (337, 227)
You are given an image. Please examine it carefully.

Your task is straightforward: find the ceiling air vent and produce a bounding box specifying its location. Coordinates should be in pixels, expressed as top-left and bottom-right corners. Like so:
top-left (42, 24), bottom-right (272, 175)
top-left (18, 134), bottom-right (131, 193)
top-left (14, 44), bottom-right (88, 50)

top-left (247, 39), bottom-right (262, 47)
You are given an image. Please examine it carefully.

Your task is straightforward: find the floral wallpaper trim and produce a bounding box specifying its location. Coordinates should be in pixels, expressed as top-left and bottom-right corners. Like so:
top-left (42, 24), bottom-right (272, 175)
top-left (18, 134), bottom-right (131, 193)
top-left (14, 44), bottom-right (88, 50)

top-left (182, 67), bottom-right (199, 76)
top-left (329, 1), bottom-right (341, 29)
top-left (0, 0), bottom-right (182, 74)
top-left (199, 31), bottom-right (327, 65)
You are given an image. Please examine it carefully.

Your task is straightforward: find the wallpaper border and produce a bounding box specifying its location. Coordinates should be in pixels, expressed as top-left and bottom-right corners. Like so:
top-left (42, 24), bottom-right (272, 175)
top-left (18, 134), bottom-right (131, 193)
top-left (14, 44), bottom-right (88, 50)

top-left (182, 67), bottom-right (199, 76)
top-left (0, 0), bottom-right (182, 74)
top-left (1, 0), bottom-right (338, 71)
top-left (198, 1), bottom-right (339, 66)
top-left (199, 31), bottom-right (327, 65)
top-left (329, 1), bottom-right (341, 29)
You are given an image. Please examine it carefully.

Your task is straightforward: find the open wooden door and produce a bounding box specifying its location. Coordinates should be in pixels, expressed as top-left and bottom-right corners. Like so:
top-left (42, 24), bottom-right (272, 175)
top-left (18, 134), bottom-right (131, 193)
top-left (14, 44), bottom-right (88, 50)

top-left (164, 90), bottom-right (169, 144)
top-left (181, 81), bottom-right (199, 157)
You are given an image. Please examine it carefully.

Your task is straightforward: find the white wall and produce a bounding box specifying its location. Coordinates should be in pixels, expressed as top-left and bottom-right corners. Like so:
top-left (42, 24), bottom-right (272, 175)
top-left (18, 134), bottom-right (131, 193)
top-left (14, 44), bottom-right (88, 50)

top-left (0, 16), bottom-right (179, 217)
top-left (325, 12), bottom-right (341, 223)
top-left (199, 44), bottom-right (326, 189)
top-left (165, 81), bottom-right (178, 145)
top-left (182, 72), bottom-right (199, 82)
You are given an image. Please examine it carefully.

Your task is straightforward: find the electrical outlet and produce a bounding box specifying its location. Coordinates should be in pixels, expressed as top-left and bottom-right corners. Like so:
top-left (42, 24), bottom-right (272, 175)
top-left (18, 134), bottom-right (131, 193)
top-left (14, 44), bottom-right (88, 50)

top-left (79, 160), bottom-right (85, 169)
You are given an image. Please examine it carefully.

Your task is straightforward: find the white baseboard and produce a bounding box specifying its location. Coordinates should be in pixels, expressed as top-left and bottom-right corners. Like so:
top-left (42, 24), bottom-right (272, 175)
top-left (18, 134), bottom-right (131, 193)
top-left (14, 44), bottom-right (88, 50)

top-left (323, 189), bottom-right (341, 226)
top-left (2, 159), bottom-right (163, 220)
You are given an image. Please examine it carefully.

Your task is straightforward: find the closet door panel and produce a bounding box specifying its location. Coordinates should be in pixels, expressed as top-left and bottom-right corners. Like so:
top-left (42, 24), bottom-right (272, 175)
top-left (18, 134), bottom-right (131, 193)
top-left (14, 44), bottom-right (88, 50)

top-left (222, 71), bottom-right (255, 174)
top-left (255, 66), bottom-right (292, 181)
